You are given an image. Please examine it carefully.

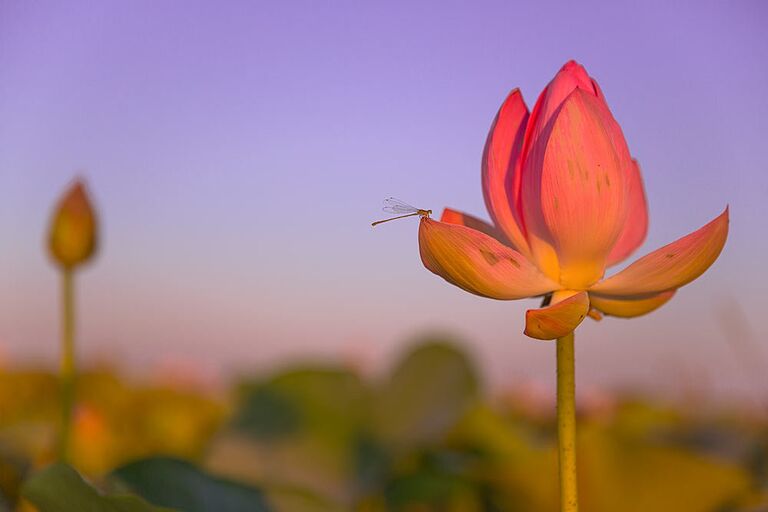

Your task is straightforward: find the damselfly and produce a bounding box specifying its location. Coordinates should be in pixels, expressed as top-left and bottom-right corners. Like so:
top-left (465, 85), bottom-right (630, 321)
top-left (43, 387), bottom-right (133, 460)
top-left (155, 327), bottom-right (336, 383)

top-left (372, 198), bottom-right (432, 227)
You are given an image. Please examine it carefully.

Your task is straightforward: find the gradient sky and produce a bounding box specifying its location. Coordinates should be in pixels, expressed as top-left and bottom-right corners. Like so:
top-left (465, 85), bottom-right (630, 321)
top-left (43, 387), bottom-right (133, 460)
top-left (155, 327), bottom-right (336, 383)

top-left (1, 1), bottom-right (767, 402)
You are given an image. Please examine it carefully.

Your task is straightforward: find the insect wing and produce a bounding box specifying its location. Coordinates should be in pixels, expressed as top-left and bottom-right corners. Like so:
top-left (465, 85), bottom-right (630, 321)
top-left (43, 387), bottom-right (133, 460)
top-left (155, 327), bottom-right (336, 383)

top-left (382, 197), bottom-right (418, 214)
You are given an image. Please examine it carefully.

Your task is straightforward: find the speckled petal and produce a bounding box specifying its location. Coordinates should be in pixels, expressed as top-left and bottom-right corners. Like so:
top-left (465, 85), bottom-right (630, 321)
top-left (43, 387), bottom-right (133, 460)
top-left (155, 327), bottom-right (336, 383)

top-left (590, 208), bottom-right (729, 296)
top-left (419, 218), bottom-right (559, 300)
top-left (522, 89), bottom-right (628, 288)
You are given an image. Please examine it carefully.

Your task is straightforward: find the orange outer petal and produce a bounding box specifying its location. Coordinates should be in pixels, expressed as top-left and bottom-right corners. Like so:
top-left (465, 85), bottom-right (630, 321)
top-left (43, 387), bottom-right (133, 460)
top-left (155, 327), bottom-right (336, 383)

top-left (588, 290), bottom-right (675, 318)
top-left (606, 159), bottom-right (649, 266)
top-left (441, 208), bottom-right (511, 246)
top-left (481, 89), bottom-right (530, 254)
top-left (590, 207), bottom-right (729, 296)
top-left (524, 291), bottom-right (590, 340)
top-left (419, 218), bottom-right (559, 300)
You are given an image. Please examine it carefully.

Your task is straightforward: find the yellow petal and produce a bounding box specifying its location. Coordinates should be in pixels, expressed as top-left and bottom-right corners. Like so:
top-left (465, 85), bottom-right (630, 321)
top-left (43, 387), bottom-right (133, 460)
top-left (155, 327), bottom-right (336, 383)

top-left (524, 291), bottom-right (589, 340)
top-left (589, 290), bottom-right (675, 318)
top-left (419, 218), bottom-right (559, 300)
top-left (590, 208), bottom-right (728, 296)
top-left (48, 179), bottom-right (98, 269)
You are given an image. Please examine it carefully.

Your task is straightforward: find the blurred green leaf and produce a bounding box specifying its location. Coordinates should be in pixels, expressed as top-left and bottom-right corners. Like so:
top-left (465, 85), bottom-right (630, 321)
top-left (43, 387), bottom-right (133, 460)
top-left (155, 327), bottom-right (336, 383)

top-left (230, 386), bottom-right (301, 441)
top-left (375, 340), bottom-right (479, 447)
top-left (385, 472), bottom-right (474, 511)
top-left (352, 435), bottom-right (391, 496)
top-left (221, 367), bottom-right (370, 504)
top-left (21, 463), bottom-right (168, 512)
top-left (233, 367), bottom-right (369, 443)
top-left (0, 443), bottom-right (30, 511)
top-left (112, 457), bottom-right (271, 512)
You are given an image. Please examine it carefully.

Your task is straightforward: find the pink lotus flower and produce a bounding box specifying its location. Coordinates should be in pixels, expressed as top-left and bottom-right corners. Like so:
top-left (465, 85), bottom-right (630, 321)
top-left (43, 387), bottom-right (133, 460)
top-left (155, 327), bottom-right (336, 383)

top-left (419, 61), bottom-right (728, 340)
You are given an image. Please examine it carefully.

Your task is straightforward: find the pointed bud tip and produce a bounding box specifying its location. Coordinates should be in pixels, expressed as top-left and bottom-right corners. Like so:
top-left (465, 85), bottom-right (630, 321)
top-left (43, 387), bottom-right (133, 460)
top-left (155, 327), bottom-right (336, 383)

top-left (552, 60), bottom-right (597, 98)
top-left (560, 59), bottom-right (588, 74)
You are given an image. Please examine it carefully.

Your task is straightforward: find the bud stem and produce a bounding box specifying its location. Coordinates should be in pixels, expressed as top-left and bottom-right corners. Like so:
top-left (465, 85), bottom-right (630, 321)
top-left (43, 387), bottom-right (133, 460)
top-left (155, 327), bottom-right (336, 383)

top-left (557, 331), bottom-right (578, 512)
top-left (57, 268), bottom-right (76, 462)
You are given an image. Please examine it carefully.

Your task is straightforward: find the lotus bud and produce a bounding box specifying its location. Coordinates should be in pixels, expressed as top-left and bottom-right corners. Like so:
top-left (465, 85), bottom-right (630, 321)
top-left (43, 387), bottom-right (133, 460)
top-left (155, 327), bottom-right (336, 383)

top-left (48, 179), bottom-right (98, 269)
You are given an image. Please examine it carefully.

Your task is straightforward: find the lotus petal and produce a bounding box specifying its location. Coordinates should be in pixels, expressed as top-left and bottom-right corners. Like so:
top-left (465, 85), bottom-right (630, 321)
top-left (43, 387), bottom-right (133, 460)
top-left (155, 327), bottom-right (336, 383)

top-left (419, 218), bottom-right (559, 300)
top-left (590, 208), bottom-right (729, 296)
top-left (521, 61), bottom-right (597, 164)
top-left (524, 291), bottom-right (590, 340)
top-left (522, 89), bottom-right (628, 288)
top-left (440, 208), bottom-right (510, 246)
top-left (606, 159), bottom-right (649, 266)
top-left (589, 290), bottom-right (675, 318)
top-left (481, 89), bottom-right (530, 254)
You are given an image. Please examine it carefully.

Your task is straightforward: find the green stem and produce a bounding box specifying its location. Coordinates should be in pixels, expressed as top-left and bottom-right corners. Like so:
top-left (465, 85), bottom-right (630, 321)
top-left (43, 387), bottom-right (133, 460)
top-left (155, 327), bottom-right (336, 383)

top-left (557, 331), bottom-right (578, 512)
top-left (57, 268), bottom-right (76, 462)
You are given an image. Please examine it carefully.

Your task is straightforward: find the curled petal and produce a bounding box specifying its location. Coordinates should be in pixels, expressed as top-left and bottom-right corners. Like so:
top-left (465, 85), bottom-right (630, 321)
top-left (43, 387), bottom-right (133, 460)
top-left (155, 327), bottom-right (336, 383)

top-left (590, 207), bottom-right (729, 296)
top-left (419, 218), bottom-right (559, 300)
top-left (522, 89), bottom-right (628, 289)
top-left (589, 290), bottom-right (675, 318)
top-left (441, 208), bottom-right (511, 246)
top-left (524, 291), bottom-right (590, 340)
top-left (587, 308), bottom-right (604, 321)
top-left (481, 89), bottom-right (530, 254)
top-left (606, 160), bottom-right (649, 266)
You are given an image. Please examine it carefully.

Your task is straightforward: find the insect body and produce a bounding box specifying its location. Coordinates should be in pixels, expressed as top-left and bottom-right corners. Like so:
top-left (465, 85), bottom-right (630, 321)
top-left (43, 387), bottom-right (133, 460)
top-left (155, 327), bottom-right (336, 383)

top-left (372, 197), bottom-right (432, 227)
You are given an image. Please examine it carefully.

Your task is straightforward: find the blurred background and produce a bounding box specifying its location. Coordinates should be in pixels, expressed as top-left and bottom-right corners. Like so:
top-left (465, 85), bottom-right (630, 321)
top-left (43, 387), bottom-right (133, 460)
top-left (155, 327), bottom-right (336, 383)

top-left (1, 1), bottom-right (767, 511)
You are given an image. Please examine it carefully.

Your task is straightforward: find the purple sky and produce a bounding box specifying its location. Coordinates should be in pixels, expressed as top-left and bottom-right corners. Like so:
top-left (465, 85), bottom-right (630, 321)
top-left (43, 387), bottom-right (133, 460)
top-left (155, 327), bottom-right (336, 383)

top-left (1, 1), bottom-right (767, 402)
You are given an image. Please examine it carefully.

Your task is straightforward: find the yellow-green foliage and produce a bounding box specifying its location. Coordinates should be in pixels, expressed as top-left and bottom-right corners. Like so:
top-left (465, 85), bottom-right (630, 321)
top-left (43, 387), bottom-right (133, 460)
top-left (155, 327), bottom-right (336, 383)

top-left (1, 341), bottom-right (767, 511)
top-left (0, 368), bottom-right (226, 476)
